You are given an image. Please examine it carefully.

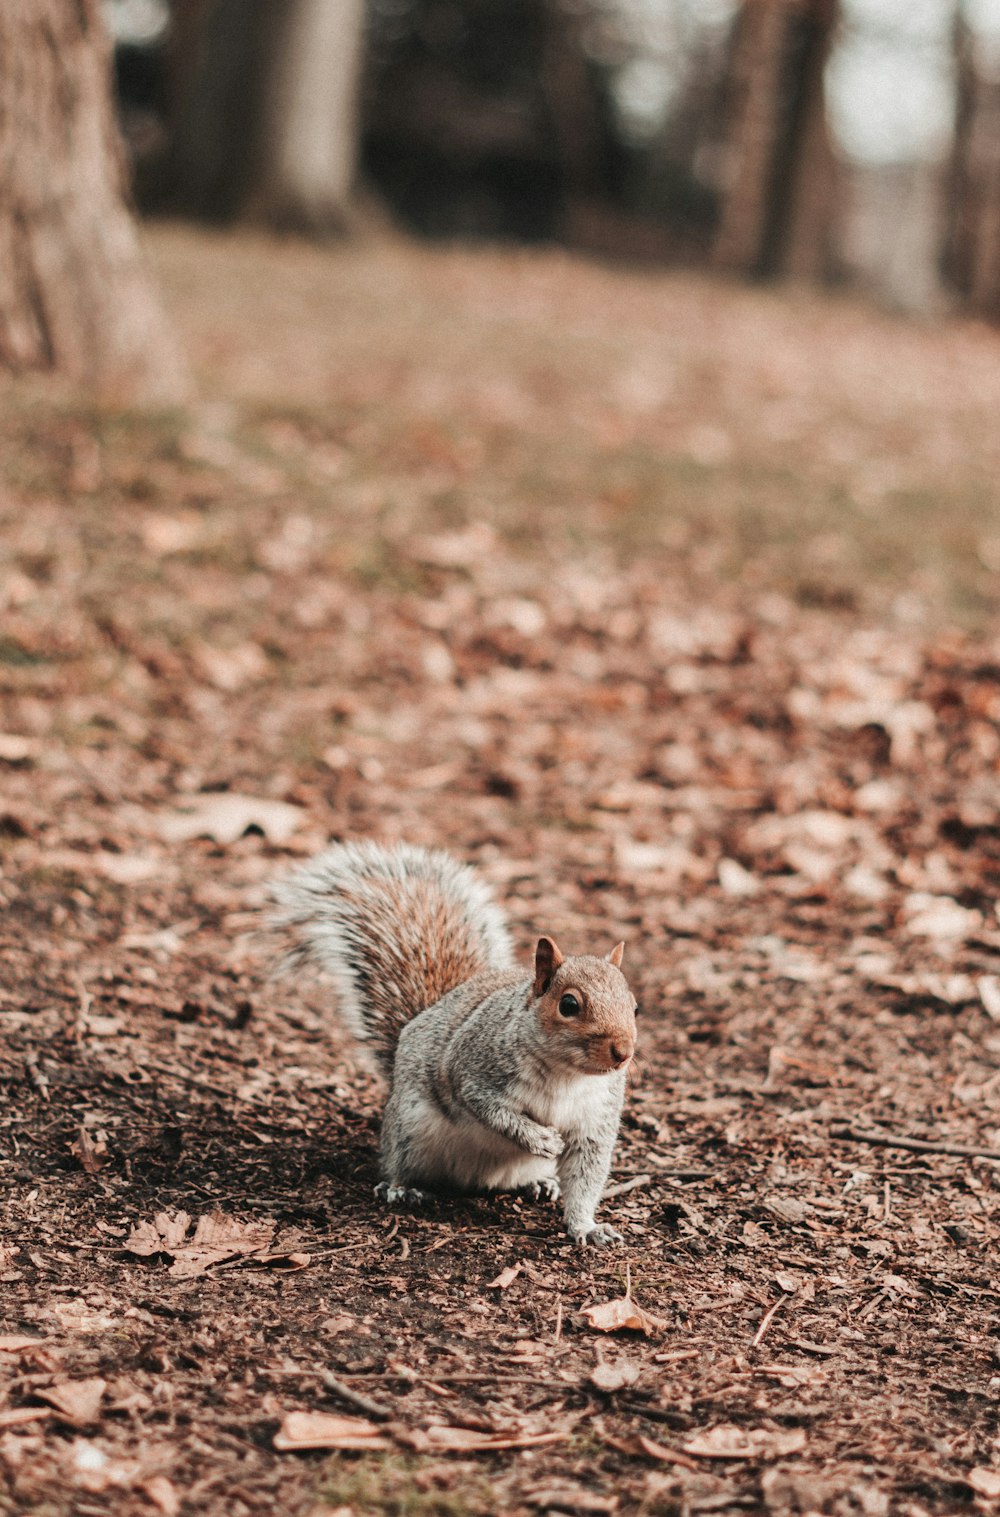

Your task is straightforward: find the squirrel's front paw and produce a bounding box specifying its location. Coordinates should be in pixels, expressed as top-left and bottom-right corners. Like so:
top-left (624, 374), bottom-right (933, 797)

top-left (530, 1126), bottom-right (564, 1161)
top-left (522, 1175), bottom-right (561, 1203)
top-left (572, 1222), bottom-right (624, 1248)
top-left (375, 1181), bottom-right (430, 1208)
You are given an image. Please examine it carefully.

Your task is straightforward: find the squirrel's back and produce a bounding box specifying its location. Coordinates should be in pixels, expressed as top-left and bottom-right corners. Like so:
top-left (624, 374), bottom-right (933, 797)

top-left (271, 840), bottom-right (515, 1072)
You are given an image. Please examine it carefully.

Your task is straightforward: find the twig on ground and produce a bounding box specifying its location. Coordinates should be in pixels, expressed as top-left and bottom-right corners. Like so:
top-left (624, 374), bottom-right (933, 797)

top-left (319, 1369), bottom-right (393, 1421)
top-left (603, 1173), bottom-right (653, 1200)
top-left (831, 1126), bottom-right (1000, 1161)
top-left (751, 1294), bottom-right (787, 1350)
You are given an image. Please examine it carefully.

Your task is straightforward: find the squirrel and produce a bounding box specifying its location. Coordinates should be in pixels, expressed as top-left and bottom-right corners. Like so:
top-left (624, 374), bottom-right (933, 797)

top-left (271, 840), bottom-right (638, 1247)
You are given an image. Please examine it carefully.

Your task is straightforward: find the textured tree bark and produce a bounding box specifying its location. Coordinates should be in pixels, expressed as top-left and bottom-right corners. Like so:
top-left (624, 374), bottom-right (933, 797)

top-left (0, 0), bottom-right (185, 402)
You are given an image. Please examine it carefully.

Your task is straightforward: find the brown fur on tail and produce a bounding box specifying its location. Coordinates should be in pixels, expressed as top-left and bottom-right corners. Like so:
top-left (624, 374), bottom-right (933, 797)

top-left (270, 840), bottom-right (515, 1073)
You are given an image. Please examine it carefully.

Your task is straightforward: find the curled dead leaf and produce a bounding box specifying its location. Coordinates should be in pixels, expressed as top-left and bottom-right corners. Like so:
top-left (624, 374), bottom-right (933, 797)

top-left (124, 1210), bottom-right (275, 1279)
top-left (582, 1293), bottom-right (665, 1337)
top-left (487, 1262), bottom-right (523, 1290)
top-left (273, 1411), bottom-right (390, 1452)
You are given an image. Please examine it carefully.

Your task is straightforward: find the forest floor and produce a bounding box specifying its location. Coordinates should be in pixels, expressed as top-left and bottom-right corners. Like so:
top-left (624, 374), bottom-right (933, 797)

top-left (2, 225), bottom-right (1000, 1517)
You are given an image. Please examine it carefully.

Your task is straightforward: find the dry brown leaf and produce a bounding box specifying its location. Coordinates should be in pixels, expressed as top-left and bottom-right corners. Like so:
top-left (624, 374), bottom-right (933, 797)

top-left (69, 1126), bottom-right (108, 1175)
top-left (273, 1411), bottom-right (390, 1451)
top-left (969, 1468), bottom-right (1000, 1500)
top-left (38, 1377), bottom-right (107, 1426)
top-left (487, 1262), bottom-right (523, 1290)
top-left (319, 1313), bottom-right (356, 1335)
top-left (590, 1356), bottom-right (642, 1392)
top-left (124, 1210), bottom-right (275, 1278)
top-left (582, 1293), bottom-right (665, 1337)
top-left (0, 1334), bottom-right (50, 1353)
top-left (158, 793), bottom-right (304, 846)
top-left (125, 1211), bottom-right (193, 1258)
top-left (683, 1424), bottom-right (807, 1460)
top-left (168, 1212), bottom-right (276, 1279)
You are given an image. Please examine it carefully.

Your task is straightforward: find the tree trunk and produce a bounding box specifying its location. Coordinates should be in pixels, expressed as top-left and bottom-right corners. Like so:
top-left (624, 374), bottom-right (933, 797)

top-left (0, 0), bottom-right (185, 402)
top-left (254, 0), bottom-right (365, 231)
top-left (713, 0), bottom-right (840, 281)
top-left (943, 12), bottom-right (1000, 318)
top-left (169, 0), bottom-right (364, 234)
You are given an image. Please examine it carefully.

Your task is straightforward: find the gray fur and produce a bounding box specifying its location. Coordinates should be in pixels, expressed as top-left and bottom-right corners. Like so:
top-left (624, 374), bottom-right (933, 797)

top-left (271, 840), bottom-right (628, 1245)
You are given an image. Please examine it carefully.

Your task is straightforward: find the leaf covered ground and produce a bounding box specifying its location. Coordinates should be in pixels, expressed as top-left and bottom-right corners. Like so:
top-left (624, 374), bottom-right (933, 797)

top-left (2, 226), bottom-right (1000, 1517)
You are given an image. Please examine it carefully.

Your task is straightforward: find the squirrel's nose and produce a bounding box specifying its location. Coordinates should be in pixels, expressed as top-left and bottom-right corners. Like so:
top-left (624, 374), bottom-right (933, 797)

top-left (609, 1040), bottom-right (633, 1068)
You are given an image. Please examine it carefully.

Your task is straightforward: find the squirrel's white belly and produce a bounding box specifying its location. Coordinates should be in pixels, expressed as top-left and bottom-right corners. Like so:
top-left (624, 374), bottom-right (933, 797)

top-left (518, 1070), bottom-right (604, 1133)
top-left (405, 1097), bottom-right (555, 1193)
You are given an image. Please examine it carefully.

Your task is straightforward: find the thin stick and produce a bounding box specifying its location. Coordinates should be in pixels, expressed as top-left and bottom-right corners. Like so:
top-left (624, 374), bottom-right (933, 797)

top-left (831, 1126), bottom-right (1000, 1162)
top-left (319, 1369), bottom-right (393, 1421)
top-left (603, 1174), bottom-right (652, 1200)
top-left (751, 1295), bottom-right (787, 1350)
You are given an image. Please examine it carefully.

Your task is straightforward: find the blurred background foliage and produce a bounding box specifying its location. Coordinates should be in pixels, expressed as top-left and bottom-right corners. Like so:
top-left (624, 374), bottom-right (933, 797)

top-left (104, 0), bottom-right (1000, 316)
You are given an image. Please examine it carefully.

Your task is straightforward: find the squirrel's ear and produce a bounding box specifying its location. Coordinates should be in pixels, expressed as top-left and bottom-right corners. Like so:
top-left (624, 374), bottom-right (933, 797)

top-left (533, 936), bottom-right (564, 997)
top-left (606, 941), bottom-right (625, 969)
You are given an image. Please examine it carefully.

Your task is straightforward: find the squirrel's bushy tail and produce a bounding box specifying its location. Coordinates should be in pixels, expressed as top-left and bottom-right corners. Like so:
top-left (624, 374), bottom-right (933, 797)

top-left (270, 840), bottom-right (515, 1073)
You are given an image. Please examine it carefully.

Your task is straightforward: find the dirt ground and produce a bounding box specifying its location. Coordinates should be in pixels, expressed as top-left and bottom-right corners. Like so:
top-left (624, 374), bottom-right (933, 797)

top-left (2, 226), bottom-right (1000, 1517)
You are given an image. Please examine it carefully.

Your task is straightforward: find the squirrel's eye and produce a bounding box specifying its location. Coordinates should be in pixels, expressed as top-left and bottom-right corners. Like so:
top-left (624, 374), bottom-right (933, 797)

top-left (558, 993), bottom-right (580, 1018)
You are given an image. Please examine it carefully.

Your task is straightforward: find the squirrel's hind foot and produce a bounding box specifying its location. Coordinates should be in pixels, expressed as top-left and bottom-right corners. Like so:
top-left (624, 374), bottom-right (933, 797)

top-left (375, 1181), bottom-right (431, 1208)
top-left (573, 1222), bottom-right (623, 1248)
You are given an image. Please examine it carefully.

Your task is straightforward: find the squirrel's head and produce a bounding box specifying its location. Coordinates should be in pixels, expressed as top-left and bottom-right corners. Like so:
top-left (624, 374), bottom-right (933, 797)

top-left (532, 936), bottom-right (637, 1075)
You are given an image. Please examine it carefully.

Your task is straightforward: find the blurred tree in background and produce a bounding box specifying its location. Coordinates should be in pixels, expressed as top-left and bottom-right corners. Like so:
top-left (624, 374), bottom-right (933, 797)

top-left (944, 5), bottom-right (1000, 318)
top-left (0, 0), bottom-right (185, 400)
top-left (168, 0), bottom-right (365, 231)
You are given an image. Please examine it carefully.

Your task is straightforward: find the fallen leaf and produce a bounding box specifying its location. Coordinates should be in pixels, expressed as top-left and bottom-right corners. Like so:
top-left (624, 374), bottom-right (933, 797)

top-left (48, 1301), bottom-right (120, 1333)
top-left (168, 1212), bottom-right (276, 1279)
top-left (124, 1210), bottom-right (275, 1278)
top-left (158, 793), bottom-right (305, 846)
top-left (273, 1411), bottom-right (390, 1451)
top-left (683, 1424), bottom-right (807, 1460)
top-left (590, 1357), bottom-right (642, 1392)
top-left (319, 1313), bottom-right (356, 1335)
top-left (582, 1294), bottom-right (665, 1337)
top-left (125, 1211), bottom-right (193, 1257)
top-left (487, 1262), bottom-right (523, 1290)
top-left (969, 1468), bottom-right (1000, 1499)
top-left (39, 1378), bottom-right (107, 1426)
top-left (69, 1127), bottom-right (108, 1175)
top-left (0, 1334), bottom-right (50, 1353)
